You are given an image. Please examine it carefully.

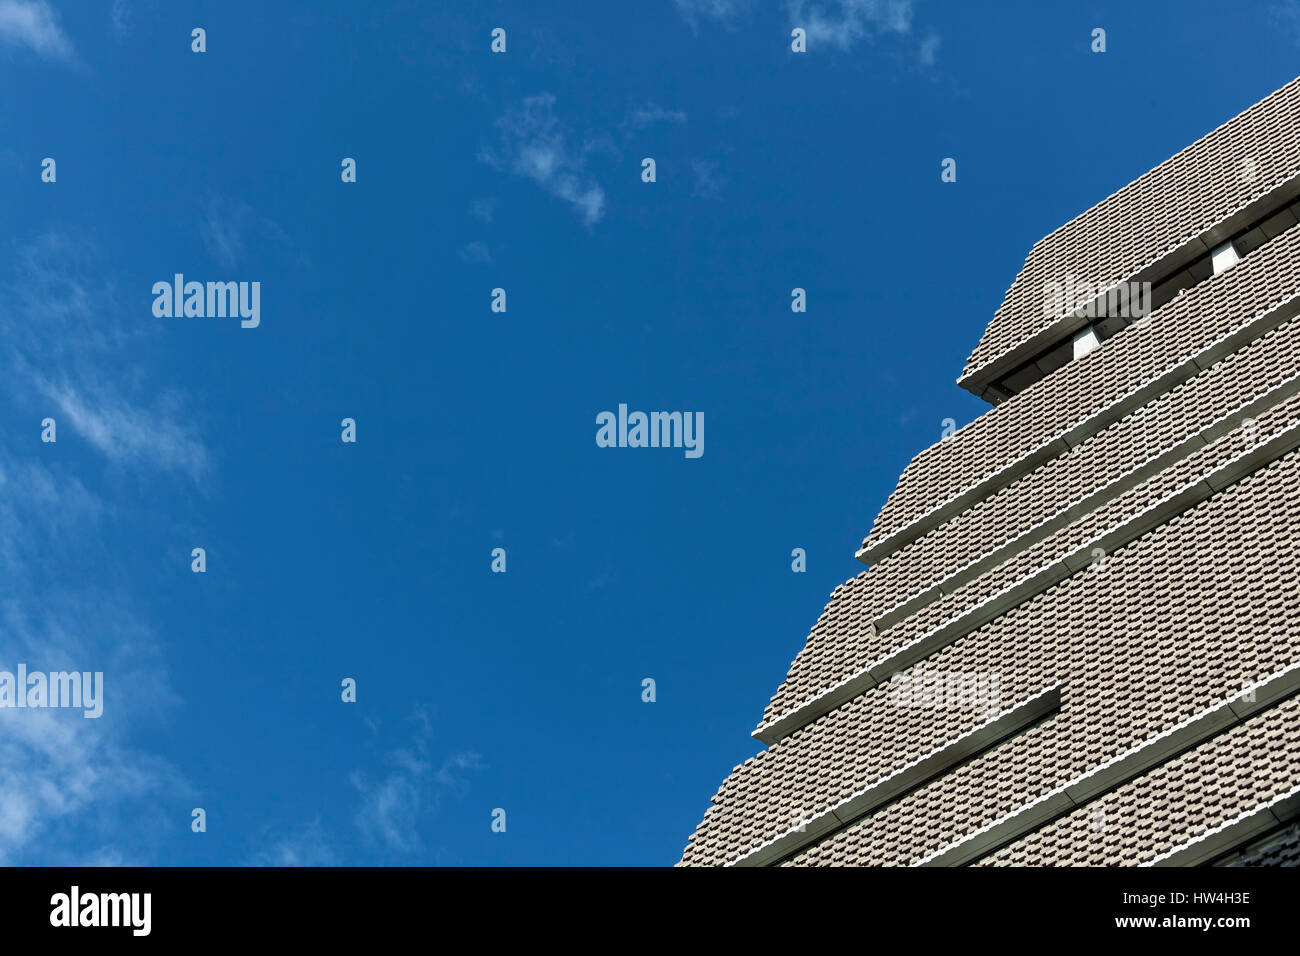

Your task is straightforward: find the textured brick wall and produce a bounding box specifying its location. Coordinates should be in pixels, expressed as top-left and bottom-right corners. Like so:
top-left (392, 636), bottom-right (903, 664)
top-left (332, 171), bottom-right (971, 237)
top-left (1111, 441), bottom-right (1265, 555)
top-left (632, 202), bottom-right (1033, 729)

top-left (961, 77), bottom-right (1300, 386)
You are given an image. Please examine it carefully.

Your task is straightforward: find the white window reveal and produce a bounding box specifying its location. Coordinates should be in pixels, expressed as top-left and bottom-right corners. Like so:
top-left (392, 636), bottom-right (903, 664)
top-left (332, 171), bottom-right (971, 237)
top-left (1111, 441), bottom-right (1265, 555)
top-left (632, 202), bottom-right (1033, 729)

top-left (1211, 240), bottom-right (1241, 275)
top-left (1072, 324), bottom-right (1101, 361)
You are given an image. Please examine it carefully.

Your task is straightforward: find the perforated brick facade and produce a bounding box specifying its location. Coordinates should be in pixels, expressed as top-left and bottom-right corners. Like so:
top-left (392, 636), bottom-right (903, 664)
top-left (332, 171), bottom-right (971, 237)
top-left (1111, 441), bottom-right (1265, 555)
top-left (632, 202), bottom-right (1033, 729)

top-left (680, 78), bottom-right (1300, 867)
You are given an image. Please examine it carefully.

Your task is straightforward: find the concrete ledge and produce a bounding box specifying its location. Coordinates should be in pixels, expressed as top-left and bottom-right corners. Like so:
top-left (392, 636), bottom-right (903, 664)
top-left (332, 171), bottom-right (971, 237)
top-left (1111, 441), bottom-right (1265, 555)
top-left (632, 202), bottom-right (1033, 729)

top-left (873, 369), bottom-right (1300, 634)
top-left (757, 416), bottom-right (1300, 745)
top-left (915, 663), bottom-right (1300, 866)
top-left (956, 173), bottom-right (1300, 400)
top-left (859, 293), bottom-right (1300, 567)
top-left (730, 686), bottom-right (1062, 867)
top-left (1143, 787), bottom-right (1300, 867)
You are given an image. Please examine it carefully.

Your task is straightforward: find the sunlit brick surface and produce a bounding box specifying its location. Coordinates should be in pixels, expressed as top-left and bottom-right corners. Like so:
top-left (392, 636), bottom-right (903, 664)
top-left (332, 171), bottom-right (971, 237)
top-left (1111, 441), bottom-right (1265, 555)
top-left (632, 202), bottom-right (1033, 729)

top-left (683, 80), bottom-right (1300, 867)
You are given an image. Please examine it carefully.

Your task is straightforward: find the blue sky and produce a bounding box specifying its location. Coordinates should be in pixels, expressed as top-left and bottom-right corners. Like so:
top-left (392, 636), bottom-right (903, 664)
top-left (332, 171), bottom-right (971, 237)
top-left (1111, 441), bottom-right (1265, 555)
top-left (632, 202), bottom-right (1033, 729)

top-left (0, 0), bottom-right (1297, 866)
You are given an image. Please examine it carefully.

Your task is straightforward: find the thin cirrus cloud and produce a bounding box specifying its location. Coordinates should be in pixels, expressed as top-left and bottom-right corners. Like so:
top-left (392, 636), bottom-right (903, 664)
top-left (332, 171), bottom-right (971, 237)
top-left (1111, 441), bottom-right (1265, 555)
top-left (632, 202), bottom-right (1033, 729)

top-left (350, 713), bottom-right (483, 855)
top-left (0, 227), bottom-right (200, 864)
top-left (674, 0), bottom-right (935, 61)
top-left (787, 0), bottom-right (914, 51)
top-left (459, 240), bottom-right (491, 265)
top-left (246, 820), bottom-right (339, 867)
top-left (0, 474), bottom-right (187, 865)
top-left (919, 31), bottom-right (940, 66)
top-left (691, 159), bottom-right (724, 200)
top-left (1272, 2), bottom-right (1300, 44)
top-left (0, 700), bottom-right (183, 865)
top-left (199, 196), bottom-right (300, 272)
top-left (31, 375), bottom-right (211, 483)
top-left (672, 0), bottom-right (753, 30)
top-left (0, 232), bottom-right (212, 485)
top-left (351, 750), bottom-right (484, 854)
top-left (110, 0), bottom-right (130, 38)
top-left (480, 94), bottom-right (608, 228)
top-left (0, 0), bottom-right (74, 60)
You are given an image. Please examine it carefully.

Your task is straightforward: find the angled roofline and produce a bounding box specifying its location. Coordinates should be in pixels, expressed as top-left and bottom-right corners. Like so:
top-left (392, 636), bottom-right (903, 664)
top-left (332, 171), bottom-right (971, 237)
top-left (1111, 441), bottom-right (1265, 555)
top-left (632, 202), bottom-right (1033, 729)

top-left (958, 75), bottom-right (1300, 400)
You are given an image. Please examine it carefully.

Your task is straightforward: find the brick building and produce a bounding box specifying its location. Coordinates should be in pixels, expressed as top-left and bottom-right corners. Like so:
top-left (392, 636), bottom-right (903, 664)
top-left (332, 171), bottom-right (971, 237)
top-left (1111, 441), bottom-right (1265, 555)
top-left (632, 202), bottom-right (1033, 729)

top-left (681, 77), bottom-right (1300, 867)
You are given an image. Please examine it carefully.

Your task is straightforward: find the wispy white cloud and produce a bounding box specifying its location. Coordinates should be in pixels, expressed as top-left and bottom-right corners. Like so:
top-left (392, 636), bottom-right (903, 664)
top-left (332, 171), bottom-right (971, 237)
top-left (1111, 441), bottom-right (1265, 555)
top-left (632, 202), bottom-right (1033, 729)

top-left (199, 196), bottom-right (297, 272)
top-left (199, 199), bottom-right (248, 270)
top-left (1273, 2), bottom-right (1300, 44)
top-left (0, 703), bottom-right (181, 864)
top-left (0, 458), bottom-right (105, 575)
top-left (0, 231), bottom-right (195, 865)
top-left (247, 820), bottom-right (338, 866)
top-left (0, 522), bottom-right (186, 864)
top-left (676, 0), bottom-right (933, 58)
top-left (434, 752), bottom-right (483, 788)
top-left (673, 0), bottom-right (752, 30)
top-left (351, 712), bottom-right (482, 854)
top-left (31, 376), bottom-right (211, 482)
top-left (459, 241), bottom-right (491, 264)
top-left (919, 30), bottom-right (940, 66)
top-left (481, 94), bottom-right (607, 228)
top-left (0, 232), bottom-right (212, 485)
top-left (0, 412), bottom-right (187, 868)
top-left (351, 771), bottom-right (420, 852)
top-left (787, 0), bottom-right (914, 51)
top-left (110, 0), bottom-right (130, 38)
top-left (691, 159), bottom-right (724, 200)
top-left (0, 0), bottom-right (73, 60)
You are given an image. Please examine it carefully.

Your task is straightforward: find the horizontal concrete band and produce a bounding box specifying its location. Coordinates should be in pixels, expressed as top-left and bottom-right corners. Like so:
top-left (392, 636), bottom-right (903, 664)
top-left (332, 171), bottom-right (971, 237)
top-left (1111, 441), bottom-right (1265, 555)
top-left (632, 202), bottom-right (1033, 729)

top-left (872, 366), bottom-right (1300, 636)
top-left (729, 686), bottom-right (1062, 867)
top-left (961, 76), bottom-right (1300, 388)
top-left (857, 293), bottom-right (1300, 567)
top-left (1143, 787), bottom-right (1300, 867)
top-left (756, 412), bottom-right (1300, 745)
top-left (957, 173), bottom-right (1300, 400)
top-left (914, 663), bottom-right (1300, 867)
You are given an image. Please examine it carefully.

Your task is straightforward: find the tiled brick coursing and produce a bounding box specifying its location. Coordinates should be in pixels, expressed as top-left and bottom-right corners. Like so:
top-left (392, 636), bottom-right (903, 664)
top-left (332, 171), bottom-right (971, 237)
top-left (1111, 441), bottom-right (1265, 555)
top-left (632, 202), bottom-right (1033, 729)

top-left (961, 76), bottom-right (1300, 387)
top-left (976, 696), bottom-right (1300, 866)
top-left (685, 81), bottom-right (1300, 868)
top-left (875, 314), bottom-right (1300, 615)
top-left (682, 449), bottom-right (1300, 865)
top-left (862, 215), bottom-right (1300, 560)
top-left (763, 322), bottom-right (1300, 731)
